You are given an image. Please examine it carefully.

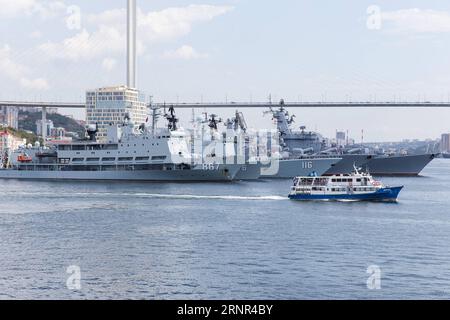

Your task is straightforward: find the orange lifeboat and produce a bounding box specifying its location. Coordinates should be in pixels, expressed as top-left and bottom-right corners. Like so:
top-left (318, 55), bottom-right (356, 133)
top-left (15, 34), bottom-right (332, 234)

top-left (17, 154), bottom-right (33, 163)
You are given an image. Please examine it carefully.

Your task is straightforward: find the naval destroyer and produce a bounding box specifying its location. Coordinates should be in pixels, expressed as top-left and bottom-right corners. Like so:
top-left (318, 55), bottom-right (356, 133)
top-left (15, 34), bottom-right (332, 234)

top-left (267, 101), bottom-right (435, 176)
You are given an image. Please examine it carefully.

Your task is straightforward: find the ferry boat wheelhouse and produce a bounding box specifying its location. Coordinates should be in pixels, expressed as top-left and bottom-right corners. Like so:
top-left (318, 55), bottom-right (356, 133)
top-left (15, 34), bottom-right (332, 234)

top-left (288, 169), bottom-right (403, 201)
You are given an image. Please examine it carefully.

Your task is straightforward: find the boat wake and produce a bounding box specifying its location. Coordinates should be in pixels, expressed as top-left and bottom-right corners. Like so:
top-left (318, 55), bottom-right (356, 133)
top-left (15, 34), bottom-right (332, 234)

top-left (123, 193), bottom-right (286, 201)
top-left (1, 191), bottom-right (286, 201)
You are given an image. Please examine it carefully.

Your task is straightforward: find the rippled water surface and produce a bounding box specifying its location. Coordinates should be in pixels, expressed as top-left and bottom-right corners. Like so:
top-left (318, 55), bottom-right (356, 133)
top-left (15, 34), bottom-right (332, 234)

top-left (0, 159), bottom-right (450, 299)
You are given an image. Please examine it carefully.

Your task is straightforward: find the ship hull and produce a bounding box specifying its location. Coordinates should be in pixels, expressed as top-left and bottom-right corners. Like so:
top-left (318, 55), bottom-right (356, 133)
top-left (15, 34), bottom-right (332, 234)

top-left (362, 154), bottom-right (436, 176)
top-left (234, 163), bottom-right (262, 180)
top-left (323, 155), bottom-right (372, 175)
top-left (324, 154), bottom-right (436, 176)
top-left (262, 158), bottom-right (341, 179)
top-left (289, 186), bottom-right (403, 202)
top-left (0, 164), bottom-right (242, 182)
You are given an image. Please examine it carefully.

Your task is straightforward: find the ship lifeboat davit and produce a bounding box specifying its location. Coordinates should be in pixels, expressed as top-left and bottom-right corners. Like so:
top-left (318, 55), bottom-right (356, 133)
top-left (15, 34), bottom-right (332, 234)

top-left (17, 154), bottom-right (33, 163)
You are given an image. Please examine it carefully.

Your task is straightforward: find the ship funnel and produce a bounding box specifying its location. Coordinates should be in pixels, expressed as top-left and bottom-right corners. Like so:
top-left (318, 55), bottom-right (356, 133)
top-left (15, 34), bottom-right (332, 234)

top-left (127, 0), bottom-right (137, 88)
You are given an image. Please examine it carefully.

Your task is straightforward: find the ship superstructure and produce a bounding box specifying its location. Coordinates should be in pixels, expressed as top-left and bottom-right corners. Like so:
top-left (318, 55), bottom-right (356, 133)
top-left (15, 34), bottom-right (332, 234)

top-left (191, 108), bottom-right (342, 179)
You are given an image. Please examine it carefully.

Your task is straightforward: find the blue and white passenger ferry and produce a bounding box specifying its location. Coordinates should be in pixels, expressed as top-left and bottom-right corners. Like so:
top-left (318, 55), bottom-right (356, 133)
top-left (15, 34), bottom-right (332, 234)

top-left (288, 168), bottom-right (403, 202)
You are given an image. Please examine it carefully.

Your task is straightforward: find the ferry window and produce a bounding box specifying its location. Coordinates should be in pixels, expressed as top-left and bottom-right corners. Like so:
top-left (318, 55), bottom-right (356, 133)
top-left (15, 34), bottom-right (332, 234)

top-left (136, 157), bottom-right (150, 161)
top-left (118, 157), bottom-right (133, 161)
top-left (87, 158), bottom-right (100, 162)
top-left (357, 179), bottom-right (361, 182)
top-left (72, 158), bottom-right (84, 162)
top-left (58, 158), bottom-right (70, 164)
top-left (102, 157), bottom-right (115, 162)
top-left (72, 145), bottom-right (86, 151)
top-left (59, 145), bottom-right (71, 151)
top-left (332, 179), bottom-right (336, 182)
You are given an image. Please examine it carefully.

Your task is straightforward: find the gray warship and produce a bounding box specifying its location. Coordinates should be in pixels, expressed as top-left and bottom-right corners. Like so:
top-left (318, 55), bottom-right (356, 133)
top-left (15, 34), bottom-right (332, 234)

top-left (267, 101), bottom-right (435, 176)
top-left (197, 109), bottom-right (341, 179)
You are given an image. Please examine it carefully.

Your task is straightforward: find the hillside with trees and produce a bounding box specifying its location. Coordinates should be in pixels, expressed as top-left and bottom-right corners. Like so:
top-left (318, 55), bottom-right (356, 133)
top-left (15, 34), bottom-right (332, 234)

top-left (18, 111), bottom-right (85, 137)
top-left (0, 126), bottom-right (40, 144)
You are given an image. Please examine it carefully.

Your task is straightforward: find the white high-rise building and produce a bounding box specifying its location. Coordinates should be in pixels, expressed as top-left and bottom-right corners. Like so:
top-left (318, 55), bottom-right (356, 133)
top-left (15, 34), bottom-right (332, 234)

top-left (441, 133), bottom-right (450, 153)
top-left (0, 106), bottom-right (19, 129)
top-left (36, 119), bottom-right (54, 137)
top-left (86, 86), bottom-right (148, 140)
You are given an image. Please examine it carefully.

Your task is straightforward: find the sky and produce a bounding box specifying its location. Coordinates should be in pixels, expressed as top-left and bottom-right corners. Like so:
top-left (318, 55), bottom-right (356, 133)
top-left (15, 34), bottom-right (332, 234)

top-left (1, 0), bottom-right (450, 141)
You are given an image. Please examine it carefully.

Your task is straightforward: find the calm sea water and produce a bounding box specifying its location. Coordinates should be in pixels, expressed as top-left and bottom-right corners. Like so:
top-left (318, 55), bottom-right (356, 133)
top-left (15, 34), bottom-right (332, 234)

top-left (0, 159), bottom-right (450, 299)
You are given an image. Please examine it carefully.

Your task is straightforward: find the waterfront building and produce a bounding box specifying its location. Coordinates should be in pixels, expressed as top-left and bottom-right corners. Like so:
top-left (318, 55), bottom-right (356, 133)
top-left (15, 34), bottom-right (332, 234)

top-left (0, 130), bottom-right (26, 157)
top-left (36, 119), bottom-right (54, 137)
top-left (51, 127), bottom-right (66, 139)
top-left (86, 86), bottom-right (148, 141)
top-left (336, 131), bottom-right (346, 146)
top-left (441, 133), bottom-right (450, 152)
top-left (0, 106), bottom-right (19, 129)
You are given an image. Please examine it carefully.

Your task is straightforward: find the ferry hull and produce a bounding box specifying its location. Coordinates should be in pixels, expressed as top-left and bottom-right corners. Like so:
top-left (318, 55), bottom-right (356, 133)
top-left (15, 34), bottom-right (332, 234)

top-left (0, 164), bottom-right (242, 182)
top-left (288, 186), bottom-right (403, 202)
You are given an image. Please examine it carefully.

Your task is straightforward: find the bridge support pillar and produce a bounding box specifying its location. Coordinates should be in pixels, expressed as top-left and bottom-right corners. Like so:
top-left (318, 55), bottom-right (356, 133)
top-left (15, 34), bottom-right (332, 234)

top-left (42, 106), bottom-right (47, 146)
